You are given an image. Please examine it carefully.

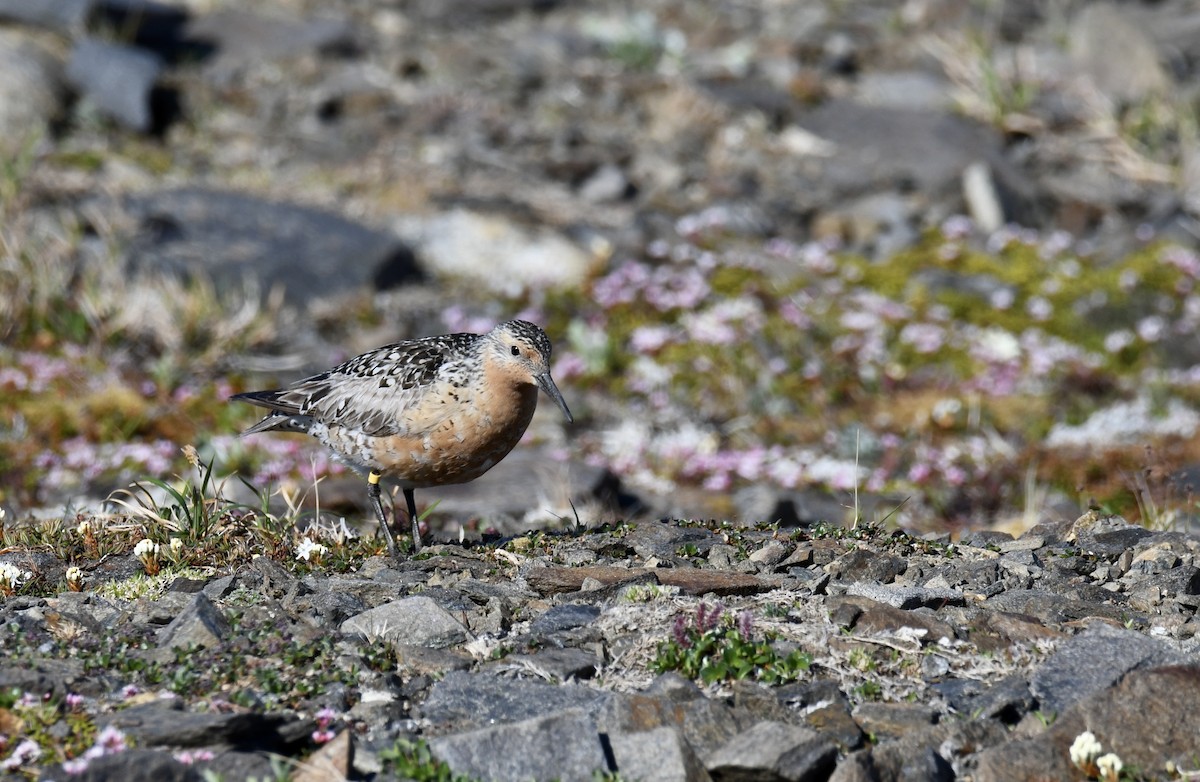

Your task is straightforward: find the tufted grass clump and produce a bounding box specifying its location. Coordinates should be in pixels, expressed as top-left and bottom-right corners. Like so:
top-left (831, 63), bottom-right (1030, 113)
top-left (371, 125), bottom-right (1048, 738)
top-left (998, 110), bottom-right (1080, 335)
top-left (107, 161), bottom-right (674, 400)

top-left (652, 603), bottom-right (811, 686)
top-left (107, 445), bottom-right (293, 562)
top-left (105, 448), bottom-right (387, 572)
top-left (0, 450), bottom-right (389, 601)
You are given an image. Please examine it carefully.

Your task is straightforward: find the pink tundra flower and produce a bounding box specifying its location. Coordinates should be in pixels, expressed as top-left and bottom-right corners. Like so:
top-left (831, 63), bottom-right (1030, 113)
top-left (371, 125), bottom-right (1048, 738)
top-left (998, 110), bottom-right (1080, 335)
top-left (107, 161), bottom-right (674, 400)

top-left (672, 614), bottom-right (691, 648)
top-left (736, 610), bottom-right (753, 641)
top-left (940, 214), bottom-right (973, 240)
top-left (1, 739), bottom-right (41, 770)
top-left (63, 757), bottom-right (90, 775)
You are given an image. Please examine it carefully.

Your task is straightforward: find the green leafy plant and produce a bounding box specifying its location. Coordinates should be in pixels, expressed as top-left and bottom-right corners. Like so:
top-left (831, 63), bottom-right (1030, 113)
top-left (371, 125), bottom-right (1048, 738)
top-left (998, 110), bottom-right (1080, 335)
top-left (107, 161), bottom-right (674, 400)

top-left (379, 739), bottom-right (478, 782)
top-left (1033, 710), bottom-right (1056, 727)
top-left (853, 680), bottom-right (882, 701)
top-left (848, 647), bottom-right (877, 673)
top-left (359, 641), bottom-right (401, 673)
top-left (651, 603), bottom-right (811, 685)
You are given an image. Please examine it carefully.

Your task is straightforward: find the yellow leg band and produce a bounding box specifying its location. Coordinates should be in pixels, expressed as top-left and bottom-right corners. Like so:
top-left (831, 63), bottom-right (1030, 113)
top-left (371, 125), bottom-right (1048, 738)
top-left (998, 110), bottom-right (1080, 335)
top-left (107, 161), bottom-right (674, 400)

top-left (368, 471), bottom-right (381, 485)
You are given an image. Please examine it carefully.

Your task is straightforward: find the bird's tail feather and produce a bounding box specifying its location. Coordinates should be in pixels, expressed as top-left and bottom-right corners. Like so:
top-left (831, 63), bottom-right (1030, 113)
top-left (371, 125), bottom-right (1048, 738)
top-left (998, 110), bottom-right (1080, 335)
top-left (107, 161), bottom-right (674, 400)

top-left (231, 390), bottom-right (311, 436)
top-left (240, 413), bottom-right (314, 436)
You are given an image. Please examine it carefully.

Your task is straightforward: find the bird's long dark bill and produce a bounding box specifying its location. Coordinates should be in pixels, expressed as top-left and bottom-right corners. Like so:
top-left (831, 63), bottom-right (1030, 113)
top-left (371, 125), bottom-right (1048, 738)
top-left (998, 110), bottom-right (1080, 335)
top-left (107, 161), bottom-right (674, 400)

top-left (536, 373), bottom-right (574, 423)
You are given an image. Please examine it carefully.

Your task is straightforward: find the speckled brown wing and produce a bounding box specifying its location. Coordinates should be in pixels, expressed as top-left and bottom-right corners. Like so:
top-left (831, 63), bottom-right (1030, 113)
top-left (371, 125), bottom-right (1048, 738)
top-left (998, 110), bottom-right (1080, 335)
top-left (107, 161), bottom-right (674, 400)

top-left (234, 333), bottom-right (478, 437)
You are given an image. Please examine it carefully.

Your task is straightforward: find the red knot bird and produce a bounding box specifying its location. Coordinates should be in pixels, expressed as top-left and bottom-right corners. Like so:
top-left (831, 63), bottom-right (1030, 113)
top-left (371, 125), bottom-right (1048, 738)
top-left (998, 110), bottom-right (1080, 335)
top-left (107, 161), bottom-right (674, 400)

top-left (231, 319), bottom-right (573, 555)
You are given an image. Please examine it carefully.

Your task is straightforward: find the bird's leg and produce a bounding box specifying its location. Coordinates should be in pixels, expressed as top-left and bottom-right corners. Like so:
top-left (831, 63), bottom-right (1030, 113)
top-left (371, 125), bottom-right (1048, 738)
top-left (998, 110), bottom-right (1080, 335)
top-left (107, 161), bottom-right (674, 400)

top-left (367, 472), bottom-right (397, 558)
top-left (405, 488), bottom-right (422, 552)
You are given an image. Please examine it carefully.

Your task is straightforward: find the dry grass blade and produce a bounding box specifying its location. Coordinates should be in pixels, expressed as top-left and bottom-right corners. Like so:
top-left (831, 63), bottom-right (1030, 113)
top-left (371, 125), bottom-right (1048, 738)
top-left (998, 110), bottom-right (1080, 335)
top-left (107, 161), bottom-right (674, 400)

top-left (105, 485), bottom-right (174, 527)
top-left (924, 33), bottom-right (1045, 132)
top-left (1067, 85), bottom-right (1176, 185)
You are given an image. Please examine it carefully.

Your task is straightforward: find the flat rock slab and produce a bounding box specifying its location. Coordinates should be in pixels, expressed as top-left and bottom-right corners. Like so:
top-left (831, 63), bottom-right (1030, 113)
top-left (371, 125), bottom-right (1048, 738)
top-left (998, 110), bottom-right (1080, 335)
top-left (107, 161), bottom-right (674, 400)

top-left (962, 610), bottom-right (1063, 653)
top-left (657, 569), bottom-right (772, 596)
top-left (67, 38), bottom-right (163, 132)
top-left (415, 208), bottom-right (597, 293)
top-left (528, 602), bottom-right (601, 635)
top-left (846, 583), bottom-right (964, 610)
top-left (828, 549), bottom-right (907, 583)
top-left (708, 720), bottom-right (838, 782)
top-left (122, 187), bottom-right (421, 302)
top-left (152, 592), bottom-right (230, 663)
top-left (392, 644), bottom-right (473, 677)
top-left (430, 707), bottom-right (607, 782)
top-left (185, 8), bottom-right (354, 74)
top-left (99, 700), bottom-right (301, 751)
top-left (829, 596), bottom-right (955, 644)
top-left (52, 748), bottom-right (203, 782)
top-left (624, 520), bottom-right (717, 560)
top-left (608, 725), bottom-right (711, 782)
top-left (524, 565), bottom-right (769, 596)
top-left (598, 692), bottom-right (747, 766)
top-left (982, 589), bottom-right (1127, 624)
top-left (0, 0), bottom-right (91, 33)
top-left (423, 451), bottom-right (613, 526)
top-left (500, 647), bottom-right (600, 681)
top-left (1074, 525), bottom-right (1156, 557)
top-left (796, 100), bottom-right (1007, 195)
top-left (0, 659), bottom-right (87, 698)
top-left (0, 28), bottom-right (65, 147)
top-left (1030, 621), bottom-right (1190, 716)
top-left (851, 702), bottom-right (938, 741)
top-left (340, 595), bottom-right (469, 649)
top-left (524, 565), bottom-right (645, 594)
top-left (419, 670), bottom-right (610, 730)
top-left (974, 664), bottom-right (1200, 781)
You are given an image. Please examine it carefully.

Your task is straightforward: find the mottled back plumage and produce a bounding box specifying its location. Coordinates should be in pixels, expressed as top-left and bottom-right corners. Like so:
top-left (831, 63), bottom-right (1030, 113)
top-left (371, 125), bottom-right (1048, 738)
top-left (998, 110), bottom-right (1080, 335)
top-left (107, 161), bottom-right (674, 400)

top-left (230, 319), bottom-right (572, 555)
top-left (236, 332), bottom-right (481, 437)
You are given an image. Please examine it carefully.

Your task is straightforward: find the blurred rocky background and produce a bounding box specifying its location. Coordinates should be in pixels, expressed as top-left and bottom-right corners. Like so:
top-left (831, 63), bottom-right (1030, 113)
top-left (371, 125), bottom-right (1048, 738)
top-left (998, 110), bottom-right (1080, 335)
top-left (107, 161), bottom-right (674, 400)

top-left (5, 0), bottom-right (1200, 538)
top-left (7, 3), bottom-right (1200, 781)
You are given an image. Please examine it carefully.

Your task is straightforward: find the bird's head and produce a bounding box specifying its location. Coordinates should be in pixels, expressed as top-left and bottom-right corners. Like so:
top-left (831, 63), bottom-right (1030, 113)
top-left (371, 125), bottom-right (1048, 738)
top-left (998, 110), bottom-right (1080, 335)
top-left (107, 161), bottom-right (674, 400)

top-left (489, 320), bottom-right (573, 423)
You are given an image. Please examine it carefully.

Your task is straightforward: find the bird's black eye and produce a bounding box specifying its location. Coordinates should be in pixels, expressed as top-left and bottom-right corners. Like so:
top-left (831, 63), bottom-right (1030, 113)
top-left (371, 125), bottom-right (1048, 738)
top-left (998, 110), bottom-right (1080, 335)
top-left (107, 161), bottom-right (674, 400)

top-left (510, 345), bottom-right (521, 356)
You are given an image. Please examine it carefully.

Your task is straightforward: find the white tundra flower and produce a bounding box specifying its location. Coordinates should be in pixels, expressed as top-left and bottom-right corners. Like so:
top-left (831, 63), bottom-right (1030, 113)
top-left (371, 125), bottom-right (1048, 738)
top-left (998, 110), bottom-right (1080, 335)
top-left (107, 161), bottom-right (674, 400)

top-left (0, 563), bottom-right (29, 590)
top-left (133, 539), bottom-right (160, 559)
top-left (1070, 731), bottom-right (1102, 766)
top-left (1096, 753), bottom-right (1123, 779)
top-left (296, 539), bottom-right (328, 562)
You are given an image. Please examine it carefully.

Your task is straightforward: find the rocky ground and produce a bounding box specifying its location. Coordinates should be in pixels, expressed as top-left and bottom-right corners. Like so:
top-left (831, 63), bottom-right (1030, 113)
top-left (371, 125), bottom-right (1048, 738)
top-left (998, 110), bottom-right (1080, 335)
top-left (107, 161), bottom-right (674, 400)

top-left (2, 511), bottom-right (1200, 780)
top-left (5, 0), bottom-right (1200, 779)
